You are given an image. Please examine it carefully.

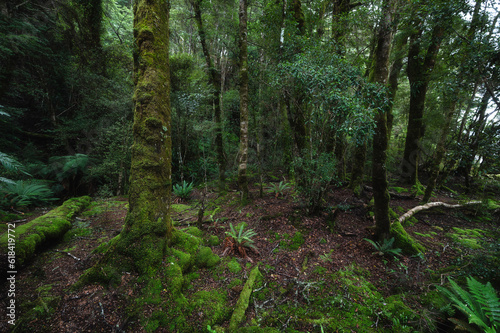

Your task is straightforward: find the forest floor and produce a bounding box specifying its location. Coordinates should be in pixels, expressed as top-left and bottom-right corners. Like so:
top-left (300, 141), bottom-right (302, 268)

top-left (1, 181), bottom-right (499, 332)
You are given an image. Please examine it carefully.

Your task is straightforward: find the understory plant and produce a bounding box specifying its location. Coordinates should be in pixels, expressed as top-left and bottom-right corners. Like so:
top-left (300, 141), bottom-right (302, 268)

top-left (0, 180), bottom-right (57, 209)
top-left (438, 276), bottom-right (500, 333)
top-left (223, 223), bottom-right (258, 262)
top-left (293, 151), bottom-right (336, 214)
top-left (364, 237), bottom-right (402, 257)
top-left (173, 180), bottom-right (194, 200)
top-left (266, 181), bottom-right (291, 197)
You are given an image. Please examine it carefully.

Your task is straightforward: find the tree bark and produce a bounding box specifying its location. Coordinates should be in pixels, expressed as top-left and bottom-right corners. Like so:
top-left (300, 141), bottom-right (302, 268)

top-left (94, 0), bottom-right (172, 275)
top-left (401, 19), bottom-right (444, 185)
top-left (371, 0), bottom-right (397, 241)
top-left (422, 95), bottom-right (456, 203)
top-left (238, 0), bottom-right (249, 202)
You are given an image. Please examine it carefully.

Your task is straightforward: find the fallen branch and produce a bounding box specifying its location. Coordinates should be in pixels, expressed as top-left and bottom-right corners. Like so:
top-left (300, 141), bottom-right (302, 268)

top-left (398, 201), bottom-right (482, 224)
top-left (55, 249), bottom-right (81, 261)
top-left (3, 219), bottom-right (27, 224)
top-left (229, 265), bottom-right (260, 332)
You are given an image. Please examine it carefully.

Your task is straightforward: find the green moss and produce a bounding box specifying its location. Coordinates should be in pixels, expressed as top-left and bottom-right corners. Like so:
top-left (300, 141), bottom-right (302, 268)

top-left (229, 265), bottom-right (261, 332)
top-left (390, 187), bottom-right (408, 194)
top-left (171, 248), bottom-right (193, 271)
top-left (195, 246), bottom-right (220, 268)
top-left (401, 216), bottom-right (418, 227)
top-left (0, 196), bottom-right (91, 266)
top-left (229, 278), bottom-right (243, 289)
top-left (446, 227), bottom-right (485, 249)
top-left (173, 230), bottom-right (201, 254)
top-left (184, 226), bottom-right (203, 237)
top-left (287, 231), bottom-right (305, 250)
top-left (227, 258), bottom-right (242, 274)
top-left (237, 327), bottom-right (280, 332)
top-left (189, 290), bottom-right (231, 328)
top-left (391, 221), bottom-right (425, 255)
top-left (207, 235), bottom-right (220, 246)
top-left (172, 204), bottom-right (192, 212)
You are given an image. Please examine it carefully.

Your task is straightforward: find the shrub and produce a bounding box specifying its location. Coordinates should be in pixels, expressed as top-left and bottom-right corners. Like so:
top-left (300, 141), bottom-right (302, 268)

top-left (293, 151), bottom-right (336, 214)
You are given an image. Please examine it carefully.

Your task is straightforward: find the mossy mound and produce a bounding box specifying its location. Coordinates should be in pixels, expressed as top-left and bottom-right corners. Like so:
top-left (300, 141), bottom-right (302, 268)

top-left (391, 221), bottom-right (425, 255)
top-left (0, 196), bottom-right (91, 266)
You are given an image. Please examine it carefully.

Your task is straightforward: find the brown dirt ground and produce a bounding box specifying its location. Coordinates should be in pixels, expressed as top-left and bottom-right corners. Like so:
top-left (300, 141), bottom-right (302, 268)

top-left (0, 185), bottom-right (498, 332)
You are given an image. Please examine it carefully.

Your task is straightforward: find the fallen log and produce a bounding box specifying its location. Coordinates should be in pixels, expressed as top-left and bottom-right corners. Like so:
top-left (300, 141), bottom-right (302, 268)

top-left (0, 196), bottom-right (91, 267)
top-left (229, 265), bottom-right (261, 332)
top-left (398, 201), bottom-right (482, 225)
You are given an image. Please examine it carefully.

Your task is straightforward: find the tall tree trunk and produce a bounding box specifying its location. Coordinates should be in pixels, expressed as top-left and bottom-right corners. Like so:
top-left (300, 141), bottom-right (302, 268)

top-left (87, 0), bottom-right (172, 275)
top-left (238, 0), bottom-right (249, 202)
top-left (193, 0), bottom-right (226, 191)
top-left (371, 0), bottom-right (397, 241)
top-left (464, 90), bottom-right (489, 188)
top-left (401, 21), bottom-right (444, 185)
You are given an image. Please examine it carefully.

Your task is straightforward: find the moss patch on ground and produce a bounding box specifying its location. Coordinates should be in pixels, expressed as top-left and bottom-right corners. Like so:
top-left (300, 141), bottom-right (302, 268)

top-left (446, 227), bottom-right (485, 249)
top-left (254, 264), bottom-right (421, 332)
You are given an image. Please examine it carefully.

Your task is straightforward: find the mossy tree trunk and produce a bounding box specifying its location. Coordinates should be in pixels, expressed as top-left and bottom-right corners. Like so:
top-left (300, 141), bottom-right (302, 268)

top-left (193, 0), bottom-right (225, 191)
top-left (238, 0), bottom-right (249, 202)
top-left (371, 0), bottom-right (397, 241)
top-left (104, 0), bottom-right (172, 275)
top-left (401, 18), bottom-right (444, 185)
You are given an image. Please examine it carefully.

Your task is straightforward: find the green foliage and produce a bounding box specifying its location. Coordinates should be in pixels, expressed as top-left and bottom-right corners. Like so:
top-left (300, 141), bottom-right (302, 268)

top-left (0, 151), bottom-right (30, 184)
top-left (225, 223), bottom-right (257, 251)
top-left (173, 181), bottom-right (194, 199)
top-left (438, 277), bottom-right (500, 333)
top-left (293, 151), bottom-right (336, 213)
top-left (266, 181), bottom-right (291, 197)
top-left (364, 237), bottom-right (402, 257)
top-left (0, 180), bottom-right (57, 209)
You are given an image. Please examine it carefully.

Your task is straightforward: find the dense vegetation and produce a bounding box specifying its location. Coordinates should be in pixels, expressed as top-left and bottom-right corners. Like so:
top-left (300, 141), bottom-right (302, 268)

top-left (0, 0), bottom-right (499, 332)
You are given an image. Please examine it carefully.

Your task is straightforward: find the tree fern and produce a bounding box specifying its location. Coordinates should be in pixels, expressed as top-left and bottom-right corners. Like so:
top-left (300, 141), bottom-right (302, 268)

top-left (438, 276), bottom-right (500, 333)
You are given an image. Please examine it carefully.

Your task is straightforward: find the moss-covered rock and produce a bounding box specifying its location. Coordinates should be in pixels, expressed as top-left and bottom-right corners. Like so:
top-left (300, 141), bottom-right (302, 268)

top-left (0, 196), bottom-right (91, 266)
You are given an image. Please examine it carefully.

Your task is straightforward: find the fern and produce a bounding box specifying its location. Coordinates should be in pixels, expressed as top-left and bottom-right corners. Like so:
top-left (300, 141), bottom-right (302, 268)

top-left (173, 181), bottom-right (194, 199)
top-left (0, 152), bottom-right (30, 182)
top-left (0, 180), bottom-right (57, 208)
top-left (225, 223), bottom-right (257, 250)
top-left (364, 237), bottom-right (402, 257)
top-left (438, 276), bottom-right (500, 333)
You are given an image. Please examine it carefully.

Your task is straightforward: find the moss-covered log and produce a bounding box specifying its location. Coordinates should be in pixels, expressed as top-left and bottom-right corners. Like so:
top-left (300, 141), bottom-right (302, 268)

top-left (229, 265), bottom-right (260, 332)
top-left (0, 196), bottom-right (91, 266)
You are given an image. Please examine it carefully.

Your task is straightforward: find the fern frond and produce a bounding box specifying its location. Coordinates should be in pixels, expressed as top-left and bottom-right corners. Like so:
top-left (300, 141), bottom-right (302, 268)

top-left (0, 176), bottom-right (16, 185)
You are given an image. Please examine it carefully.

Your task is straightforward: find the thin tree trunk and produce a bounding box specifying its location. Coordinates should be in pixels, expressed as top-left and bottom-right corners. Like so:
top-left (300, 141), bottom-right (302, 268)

top-left (238, 0), bottom-right (249, 202)
top-left (401, 21), bottom-right (444, 185)
top-left (193, 0), bottom-right (226, 191)
top-left (371, 0), bottom-right (397, 241)
top-left (422, 96), bottom-right (457, 203)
